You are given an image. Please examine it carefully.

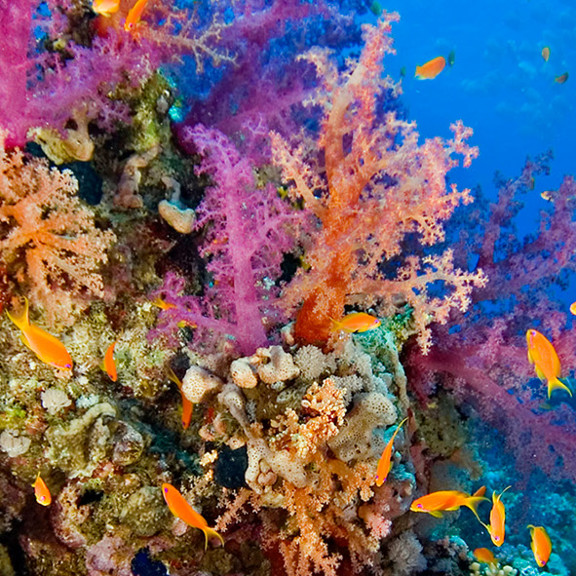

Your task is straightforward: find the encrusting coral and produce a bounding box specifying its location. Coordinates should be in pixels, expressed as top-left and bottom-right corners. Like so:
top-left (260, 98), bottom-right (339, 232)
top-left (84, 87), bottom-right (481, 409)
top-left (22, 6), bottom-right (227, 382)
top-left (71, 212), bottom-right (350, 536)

top-left (201, 335), bottom-right (415, 576)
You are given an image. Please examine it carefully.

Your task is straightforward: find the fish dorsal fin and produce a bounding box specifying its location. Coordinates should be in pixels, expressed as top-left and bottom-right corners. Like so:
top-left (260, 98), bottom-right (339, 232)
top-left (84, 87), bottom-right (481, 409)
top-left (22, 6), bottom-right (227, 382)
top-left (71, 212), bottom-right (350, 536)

top-left (548, 377), bottom-right (572, 398)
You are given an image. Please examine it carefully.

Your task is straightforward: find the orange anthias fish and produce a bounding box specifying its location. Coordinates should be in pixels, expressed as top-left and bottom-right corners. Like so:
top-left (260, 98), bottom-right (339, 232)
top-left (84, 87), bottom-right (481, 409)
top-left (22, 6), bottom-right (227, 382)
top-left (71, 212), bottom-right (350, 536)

top-left (528, 525), bottom-right (552, 567)
top-left (415, 56), bottom-right (446, 80)
top-left (331, 312), bottom-right (381, 333)
top-left (33, 473), bottom-right (52, 506)
top-left (473, 548), bottom-right (497, 566)
top-left (541, 46), bottom-right (550, 62)
top-left (7, 298), bottom-right (73, 371)
top-left (480, 487), bottom-right (510, 547)
top-left (92, 0), bottom-right (120, 17)
top-left (152, 297), bottom-right (176, 311)
top-left (168, 367), bottom-right (193, 430)
top-left (526, 329), bottom-right (572, 397)
top-left (124, 0), bottom-right (150, 32)
top-left (570, 302), bottom-right (576, 315)
top-left (101, 341), bottom-right (117, 382)
top-left (410, 486), bottom-right (488, 519)
top-left (162, 483), bottom-right (224, 549)
top-left (375, 417), bottom-right (408, 486)
top-left (555, 72), bottom-right (569, 84)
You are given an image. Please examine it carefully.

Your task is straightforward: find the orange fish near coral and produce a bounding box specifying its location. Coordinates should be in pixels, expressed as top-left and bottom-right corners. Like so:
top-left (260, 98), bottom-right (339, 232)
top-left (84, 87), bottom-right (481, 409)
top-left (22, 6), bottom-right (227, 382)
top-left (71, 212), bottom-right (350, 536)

top-left (570, 302), bottom-right (576, 315)
top-left (479, 487), bottom-right (510, 547)
top-left (528, 524), bottom-right (552, 567)
top-left (33, 473), bottom-right (51, 506)
top-left (331, 312), bottom-right (381, 333)
top-left (541, 46), bottom-right (550, 62)
top-left (375, 417), bottom-right (408, 486)
top-left (526, 329), bottom-right (572, 398)
top-left (410, 486), bottom-right (488, 519)
top-left (167, 367), bottom-right (193, 430)
top-left (162, 483), bottom-right (224, 548)
top-left (415, 56), bottom-right (446, 80)
top-left (92, 0), bottom-right (120, 17)
top-left (152, 297), bottom-right (177, 311)
top-left (555, 72), bottom-right (569, 84)
top-left (124, 0), bottom-right (150, 31)
top-left (7, 298), bottom-right (73, 371)
top-left (473, 548), bottom-right (496, 566)
top-left (101, 341), bottom-right (117, 382)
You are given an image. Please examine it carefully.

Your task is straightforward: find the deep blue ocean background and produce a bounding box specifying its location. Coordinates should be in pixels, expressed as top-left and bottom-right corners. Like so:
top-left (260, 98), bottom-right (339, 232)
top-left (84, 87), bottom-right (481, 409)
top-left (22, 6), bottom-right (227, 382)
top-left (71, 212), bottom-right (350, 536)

top-left (371, 0), bottom-right (574, 245)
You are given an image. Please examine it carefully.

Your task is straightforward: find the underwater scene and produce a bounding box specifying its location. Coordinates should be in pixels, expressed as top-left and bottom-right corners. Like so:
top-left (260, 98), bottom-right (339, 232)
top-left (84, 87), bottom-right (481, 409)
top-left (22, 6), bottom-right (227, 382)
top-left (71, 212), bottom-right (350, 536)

top-left (1, 0), bottom-right (576, 575)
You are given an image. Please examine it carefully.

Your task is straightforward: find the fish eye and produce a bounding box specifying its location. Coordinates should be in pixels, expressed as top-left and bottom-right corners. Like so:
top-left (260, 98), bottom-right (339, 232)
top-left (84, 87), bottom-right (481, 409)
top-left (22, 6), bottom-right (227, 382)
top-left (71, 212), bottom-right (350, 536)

top-left (494, 536), bottom-right (500, 542)
top-left (417, 504), bottom-right (423, 509)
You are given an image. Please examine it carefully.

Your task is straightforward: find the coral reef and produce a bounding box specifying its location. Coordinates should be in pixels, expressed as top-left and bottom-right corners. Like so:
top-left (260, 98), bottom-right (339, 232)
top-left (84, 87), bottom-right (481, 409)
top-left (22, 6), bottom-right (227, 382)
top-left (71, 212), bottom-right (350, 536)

top-left (1, 2), bottom-right (574, 576)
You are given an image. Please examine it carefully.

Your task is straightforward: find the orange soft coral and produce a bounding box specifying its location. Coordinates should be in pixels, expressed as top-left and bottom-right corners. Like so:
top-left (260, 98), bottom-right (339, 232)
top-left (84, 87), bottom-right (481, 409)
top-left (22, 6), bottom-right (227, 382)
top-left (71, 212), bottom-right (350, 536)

top-left (271, 13), bottom-right (486, 352)
top-left (0, 130), bottom-right (116, 326)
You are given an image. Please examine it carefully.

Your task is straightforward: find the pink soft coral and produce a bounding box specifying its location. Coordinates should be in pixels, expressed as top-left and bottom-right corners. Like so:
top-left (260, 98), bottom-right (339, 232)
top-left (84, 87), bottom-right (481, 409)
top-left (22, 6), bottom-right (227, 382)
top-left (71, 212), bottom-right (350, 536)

top-left (0, 131), bottom-right (116, 326)
top-left (272, 13), bottom-right (486, 352)
top-left (151, 125), bottom-right (303, 355)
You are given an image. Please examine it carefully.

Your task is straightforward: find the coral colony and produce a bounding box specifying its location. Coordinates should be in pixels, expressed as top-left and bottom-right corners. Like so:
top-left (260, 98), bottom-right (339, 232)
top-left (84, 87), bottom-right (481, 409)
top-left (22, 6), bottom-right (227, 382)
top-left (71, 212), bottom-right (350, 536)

top-left (0, 2), bottom-right (575, 576)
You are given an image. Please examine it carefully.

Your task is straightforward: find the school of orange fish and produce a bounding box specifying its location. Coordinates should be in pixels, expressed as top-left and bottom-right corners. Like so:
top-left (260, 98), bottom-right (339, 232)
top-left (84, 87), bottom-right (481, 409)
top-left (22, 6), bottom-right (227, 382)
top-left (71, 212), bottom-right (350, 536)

top-left (12, 293), bottom-right (569, 567)
top-left (10, 3), bottom-right (569, 563)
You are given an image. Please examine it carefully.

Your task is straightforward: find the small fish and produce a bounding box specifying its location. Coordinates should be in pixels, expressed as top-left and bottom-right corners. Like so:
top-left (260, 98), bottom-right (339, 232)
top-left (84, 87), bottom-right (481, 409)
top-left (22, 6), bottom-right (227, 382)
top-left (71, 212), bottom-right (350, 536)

top-left (124, 0), bottom-right (150, 31)
top-left (369, 1), bottom-right (382, 16)
top-left (33, 473), bottom-right (51, 506)
top-left (541, 46), bottom-right (550, 62)
top-left (152, 297), bottom-right (176, 311)
top-left (167, 367), bottom-right (193, 430)
top-left (540, 190), bottom-right (554, 202)
top-left (7, 298), bottom-right (73, 371)
top-left (162, 483), bottom-right (224, 549)
top-left (473, 548), bottom-right (497, 566)
top-left (375, 418), bottom-right (408, 486)
top-left (410, 486), bottom-right (488, 520)
top-left (415, 56), bottom-right (446, 80)
top-left (331, 312), bottom-right (381, 333)
top-left (570, 302), bottom-right (576, 315)
top-left (555, 72), bottom-right (569, 84)
top-left (528, 524), bottom-right (552, 567)
top-left (92, 0), bottom-right (120, 17)
top-left (526, 329), bottom-right (572, 398)
top-left (101, 341), bottom-right (117, 382)
top-left (480, 487), bottom-right (510, 547)
top-left (447, 50), bottom-right (456, 67)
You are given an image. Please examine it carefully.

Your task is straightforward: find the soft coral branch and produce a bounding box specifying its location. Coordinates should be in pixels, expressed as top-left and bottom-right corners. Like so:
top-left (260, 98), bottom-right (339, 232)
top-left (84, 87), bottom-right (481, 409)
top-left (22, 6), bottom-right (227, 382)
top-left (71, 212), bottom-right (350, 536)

top-left (272, 14), bottom-right (484, 351)
top-left (151, 125), bottom-right (303, 355)
top-left (0, 130), bottom-right (116, 326)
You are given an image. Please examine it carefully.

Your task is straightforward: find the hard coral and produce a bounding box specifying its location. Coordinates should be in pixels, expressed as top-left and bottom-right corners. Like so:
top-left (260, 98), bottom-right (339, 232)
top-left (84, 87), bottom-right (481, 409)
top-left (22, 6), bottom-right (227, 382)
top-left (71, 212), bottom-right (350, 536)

top-left (206, 341), bottom-right (414, 576)
top-left (0, 131), bottom-right (116, 327)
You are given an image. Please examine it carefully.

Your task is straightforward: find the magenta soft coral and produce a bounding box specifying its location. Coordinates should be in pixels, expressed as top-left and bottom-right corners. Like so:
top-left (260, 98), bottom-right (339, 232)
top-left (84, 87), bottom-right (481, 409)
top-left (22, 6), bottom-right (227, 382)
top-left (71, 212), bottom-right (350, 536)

top-left (150, 125), bottom-right (302, 355)
top-left (407, 158), bottom-right (576, 482)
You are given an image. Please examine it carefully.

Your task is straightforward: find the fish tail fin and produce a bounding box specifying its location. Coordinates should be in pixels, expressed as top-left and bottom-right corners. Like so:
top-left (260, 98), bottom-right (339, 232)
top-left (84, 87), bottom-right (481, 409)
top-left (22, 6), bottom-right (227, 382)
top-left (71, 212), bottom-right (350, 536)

top-left (464, 496), bottom-right (490, 523)
top-left (548, 377), bottom-right (572, 397)
top-left (329, 317), bottom-right (342, 332)
top-left (167, 366), bottom-right (183, 389)
top-left (7, 297), bottom-right (30, 331)
top-left (203, 527), bottom-right (225, 549)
